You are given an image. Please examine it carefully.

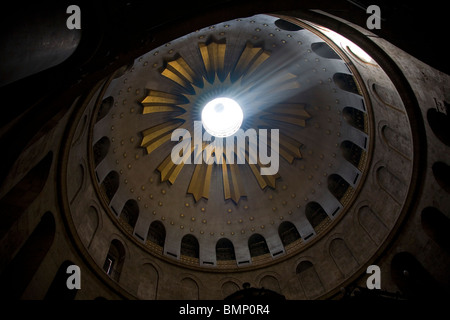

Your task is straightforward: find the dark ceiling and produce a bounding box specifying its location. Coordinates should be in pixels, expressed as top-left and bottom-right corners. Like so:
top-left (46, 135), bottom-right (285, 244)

top-left (0, 0), bottom-right (447, 184)
top-left (1, 0), bottom-right (448, 84)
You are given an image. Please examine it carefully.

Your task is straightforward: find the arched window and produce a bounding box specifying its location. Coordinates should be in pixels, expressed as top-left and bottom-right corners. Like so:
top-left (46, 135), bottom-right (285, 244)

top-left (311, 42), bottom-right (341, 59)
top-left (340, 140), bottom-right (363, 168)
top-left (248, 234), bottom-right (270, 258)
top-left (333, 73), bottom-right (360, 95)
top-left (120, 199), bottom-right (139, 230)
top-left (328, 174), bottom-right (350, 202)
top-left (147, 221), bottom-right (166, 248)
top-left (343, 106), bottom-right (366, 132)
top-left (44, 260), bottom-right (78, 300)
top-left (216, 238), bottom-right (236, 261)
top-left (103, 239), bottom-right (125, 282)
top-left (278, 221), bottom-right (301, 247)
top-left (96, 96), bottom-right (114, 123)
top-left (0, 211), bottom-right (55, 299)
top-left (421, 207), bottom-right (450, 253)
top-left (93, 136), bottom-right (110, 167)
top-left (181, 235), bottom-right (199, 259)
top-left (305, 202), bottom-right (328, 229)
top-left (100, 171), bottom-right (119, 203)
top-left (274, 18), bottom-right (303, 31)
top-left (0, 151), bottom-right (52, 239)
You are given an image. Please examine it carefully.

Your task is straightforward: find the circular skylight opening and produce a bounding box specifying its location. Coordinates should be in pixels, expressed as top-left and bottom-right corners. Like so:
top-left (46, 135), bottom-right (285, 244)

top-left (201, 97), bottom-right (244, 138)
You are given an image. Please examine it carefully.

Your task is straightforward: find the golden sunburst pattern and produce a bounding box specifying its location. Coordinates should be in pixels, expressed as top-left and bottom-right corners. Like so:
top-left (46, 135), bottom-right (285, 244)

top-left (140, 39), bottom-right (311, 204)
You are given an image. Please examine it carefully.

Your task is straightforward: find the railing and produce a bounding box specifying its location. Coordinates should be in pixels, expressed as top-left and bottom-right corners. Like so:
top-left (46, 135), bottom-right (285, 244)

top-left (216, 260), bottom-right (238, 268)
top-left (251, 253), bottom-right (272, 264)
top-left (285, 238), bottom-right (304, 254)
top-left (180, 255), bottom-right (199, 265)
top-left (144, 240), bottom-right (164, 254)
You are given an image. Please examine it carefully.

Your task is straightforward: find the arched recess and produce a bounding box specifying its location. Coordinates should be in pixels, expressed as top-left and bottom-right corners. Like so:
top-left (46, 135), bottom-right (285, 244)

top-left (72, 114), bottom-right (87, 147)
top-left (216, 238), bottom-right (236, 262)
top-left (432, 162), bottom-right (450, 194)
top-left (343, 106), bottom-right (366, 132)
top-left (381, 124), bottom-right (411, 159)
top-left (180, 235), bottom-right (199, 263)
top-left (391, 252), bottom-right (447, 299)
top-left (305, 201), bottom-right (329, 231)
top-left (259, 275), bottom-right (281, 294)
top-left (93, 136), bottom-right (110, 167)
top-left (296, 260), bottom-right (325, 298)
top-left (278, 221), bottom-right (301, 247)
top-left (329, 238), bottom-right (358, 277)
top-left (180, 277), bottom-right (199, 300)
top-left (77, 205), bottom-right (99, 248)
top-left (102, 239), bottom-right (126, 282)
top-left (357, 205), bottom-right (387, 245)
top-left (0, 211), bottom-right (55, 299)
top-left (248, 234), bottom-right (270, 258)
top-left (421, 207), bottom-right (450, 253)
top-left (147, 221), bottom-right (166, 250)
top-left (221, 281), bottom-right (240, 298)
top-left (120, 199), bottom-right (139, 232)
top-left (327, 174), bottom-right (351, 203)
top-left (371, 82), bottom-right (403, 112)
top-left (427, 107), bottom-right (450, 147)
top-left (100, 171), bottom-right (119, 204)
top-left (44, 260), bottom-right (78, 300)
top-left (0, 151), bottom-right (53, 239)
top-left (340, 140), bottom-right (363, 168)
top-left (69, 163), bottom-right (84, 205)
top-left (375, 166), bottom-right (406, 203)
top-left (137, 263), bottom-right (159, 300)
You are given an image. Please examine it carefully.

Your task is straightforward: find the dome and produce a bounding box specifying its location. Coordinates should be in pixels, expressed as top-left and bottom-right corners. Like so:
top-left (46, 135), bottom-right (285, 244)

top-left (2, 3), bottom-right (448, 302)
top-left (74, 14), bottom-right (377, 272)
top-left (59, 11), bottom-right (424, 299)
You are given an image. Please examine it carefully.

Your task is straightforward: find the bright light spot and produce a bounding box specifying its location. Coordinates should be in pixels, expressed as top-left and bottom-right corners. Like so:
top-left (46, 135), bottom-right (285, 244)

top-left (201, 97), bottom-right (243, 137)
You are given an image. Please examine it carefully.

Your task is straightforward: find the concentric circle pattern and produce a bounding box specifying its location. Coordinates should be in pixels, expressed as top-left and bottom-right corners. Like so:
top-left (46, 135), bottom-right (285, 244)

top-left (87, 14), bottom-right (373, 269)
top-left (64, 12), bottom-right (418, 298)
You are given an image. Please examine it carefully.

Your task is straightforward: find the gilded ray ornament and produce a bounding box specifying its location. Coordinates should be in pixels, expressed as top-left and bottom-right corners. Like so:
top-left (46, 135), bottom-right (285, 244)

top-left (140, 39), bottom-right (311, 204)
